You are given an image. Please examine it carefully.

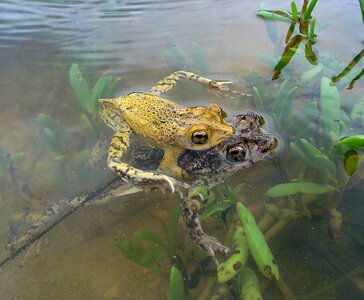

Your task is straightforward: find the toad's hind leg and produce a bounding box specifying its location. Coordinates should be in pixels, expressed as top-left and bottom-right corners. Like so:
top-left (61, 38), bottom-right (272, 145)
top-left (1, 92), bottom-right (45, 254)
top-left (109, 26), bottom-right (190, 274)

top-left (150, 70), bottom-right (250, 96)
top-left (108, 130), bottom-right (180, 193)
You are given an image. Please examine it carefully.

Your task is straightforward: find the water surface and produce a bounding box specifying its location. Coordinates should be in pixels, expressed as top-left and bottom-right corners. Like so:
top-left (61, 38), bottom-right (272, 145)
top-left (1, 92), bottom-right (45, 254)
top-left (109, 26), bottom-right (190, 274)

top-left (0, 0), bottom-right (363, 299)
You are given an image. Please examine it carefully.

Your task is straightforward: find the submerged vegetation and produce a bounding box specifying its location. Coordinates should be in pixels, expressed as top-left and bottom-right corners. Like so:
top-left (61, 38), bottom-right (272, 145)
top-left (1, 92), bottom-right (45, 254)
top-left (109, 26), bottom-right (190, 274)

top-left (1, 1), bottom-right (363, 299)
top-left (114, 1), bottom-right (364, 299)
top-left (35, 65), bottom-right (121, 192)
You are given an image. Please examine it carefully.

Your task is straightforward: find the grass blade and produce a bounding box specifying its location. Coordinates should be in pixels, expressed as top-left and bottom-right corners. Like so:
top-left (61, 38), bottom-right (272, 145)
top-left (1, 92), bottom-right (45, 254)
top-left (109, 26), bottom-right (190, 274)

top-left (69, 64), bottom-right (92, 114)
top-left (320, 77), bottom-right (341, 145)
top-left (170, 266), bottom-right (184, 300)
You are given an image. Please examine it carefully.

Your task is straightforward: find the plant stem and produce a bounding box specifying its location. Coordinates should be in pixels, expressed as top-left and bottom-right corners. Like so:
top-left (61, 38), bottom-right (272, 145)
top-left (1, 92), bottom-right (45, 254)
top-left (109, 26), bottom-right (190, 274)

top-left (291, 1), bottom-right (298, 21)
top-left (304, 0), bottom-right (318, 22)
top-left (360, 0), bottom-right (364, 23)
top-left (195, 276), bottom-right (216, 300)
top-left (309, 17), bottom-right (317, 41)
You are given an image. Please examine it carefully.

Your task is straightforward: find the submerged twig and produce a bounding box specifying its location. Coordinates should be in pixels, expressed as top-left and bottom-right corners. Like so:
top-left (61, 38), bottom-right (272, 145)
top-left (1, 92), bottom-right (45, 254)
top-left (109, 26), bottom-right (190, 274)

top-left (0, 177), bottom-right (142, 269)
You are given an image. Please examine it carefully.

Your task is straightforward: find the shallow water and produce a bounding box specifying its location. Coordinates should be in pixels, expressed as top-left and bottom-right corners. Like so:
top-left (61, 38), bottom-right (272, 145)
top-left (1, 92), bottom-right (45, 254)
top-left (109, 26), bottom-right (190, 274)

top-left (0, 0), bottom-right (364, 299)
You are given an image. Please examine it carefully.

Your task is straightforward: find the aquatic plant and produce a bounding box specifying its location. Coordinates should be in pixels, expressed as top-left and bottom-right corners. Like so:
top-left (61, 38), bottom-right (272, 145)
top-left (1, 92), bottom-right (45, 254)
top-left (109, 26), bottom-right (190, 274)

top-left (360, 0), bottom-right (364, 22)
top-left (163, 33), bottom-right (210, 75)
top-left (0, 146), bottom-right (28, 205)
top-left (331, 49), bottom-right (364, 90)
top-left (257, 1), bottom-right (319, 80)
top-left (69, 63), bottom-right (121, 118)
top-left (257, 0), bottom-right (318, 37)
top-left (243, 19), bottom-right (363, 257)
top-left (115, 206), bottom-right (180, 277)
top-left (35, 112), bottom-right (103, 191)
top-left (115, 184), bottom-right (281, 298)
top-left (0, 146), bottom-right (26, 185)
top-left (102, 5), bottom-right (364, 297)
top-left (169, 265), bottom-right (184, 300)
top-left (256, 2), bottom-right (364, 89)
top-left (33, 64), bottom-right (121, 192)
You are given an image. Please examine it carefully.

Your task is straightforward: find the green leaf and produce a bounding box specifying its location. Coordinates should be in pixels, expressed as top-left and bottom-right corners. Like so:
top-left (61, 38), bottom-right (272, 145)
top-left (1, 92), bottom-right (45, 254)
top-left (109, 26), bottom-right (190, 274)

top-left (303, 0), bottom-right (318, 22)
top-left (300, 64), bottom-right (323, 83)
top-left (69, 150), bottom-right (90, 178)
top-left (285, 21), bottom-right (296, 47)
top-left (69, 63), bottom-right (92, 114)
top-left (351, 97), bottom-right (364, 127)
top-left (8, 153), bottom-right (26, 164)
top-left (304, 41), bottom-right (318, 65)
top-left (193, 185), bottom-right (215, 204)
top-left (264, 17), bottom-right (279, 44)
top-left (36, 114), bottom-right (69, 151)
top-left (290, 142), bottom-right (308, 161)
top-left (54, 155), bottom-right (68, 164)
top-left (41, 128), bottom-right (60, 152)
top-left (115, 238), bottom-right (164, 276)
top-left (300, 138), bottom-right (321, 159)
top-left (252, 86), bottom-right (265, 112)
top-left (202, 203), bottom-right (229, 220)
top-left (309, 18), bottom-right (317, 42)
top-left (319, 53), bottom-right (347, 73)
top-left (320, 77), bottom-right (341, 145)
top-left (164, 33), bottom-right (189, 70)
top-left (280, 86), bottom-right (297, 119)
top-left (314, 154), bottom-right (336, 176)
top-left (80, 114), bottom-right (97, 148)
top-left (91, 72), bottom-right (110, 114)
top-left (37, 113), bottom-right (57, 132)
top-left (107, 78), bottom-right (122, 97)
top-left (49, 165), bottom-right (70, 190)
top-left (134, 229), bottom-right (169, 252)
top-left (169, 266), bottom-right (184, 300)
top-left (190, 42), bottom-right (210, 75)
top-left (333, 135), bottom-right (364, 155)
top-left (256, 10), bottom-right (292, 22)
top-left (272, 35), bottom-right (303, 80)
top-left (256, 54), bottom-right (277, 67)
top-left (344, 150), bottom-right (360, 176)
top-left (265, 181), bottom-right (334, 197)
top-left (225, 186), bottom-right (238, 203)
top-left (291, 1), bottom-right (298, 21)
top-left (272, 80), bottom-right (288, 116)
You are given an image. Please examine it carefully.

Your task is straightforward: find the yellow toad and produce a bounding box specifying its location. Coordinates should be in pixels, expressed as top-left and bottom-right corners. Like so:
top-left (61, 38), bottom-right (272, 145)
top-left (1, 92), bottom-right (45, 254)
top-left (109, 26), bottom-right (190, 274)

top-left (99, 71), bottom-right (240, 192)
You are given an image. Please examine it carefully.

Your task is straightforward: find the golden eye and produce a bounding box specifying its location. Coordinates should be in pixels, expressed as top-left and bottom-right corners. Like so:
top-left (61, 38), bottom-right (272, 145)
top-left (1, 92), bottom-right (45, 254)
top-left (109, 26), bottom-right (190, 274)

top-left (191, 131), bottom-right (209, 144)
top-left (226, 145), bottom-right (246, 162)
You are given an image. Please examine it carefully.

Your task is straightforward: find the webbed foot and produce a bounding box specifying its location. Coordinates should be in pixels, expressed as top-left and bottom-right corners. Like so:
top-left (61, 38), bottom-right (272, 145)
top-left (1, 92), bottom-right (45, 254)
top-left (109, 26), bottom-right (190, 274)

top-left (194, 234), bottom-right (231, 265)
top-left (141, 173), bottom-right (190, 194)
top-left (209, 80), bottom-right (252, 97)
top-left (179, 192), bottom-right (231, 265)
top-left (209, 79), bottom-right (232, 91)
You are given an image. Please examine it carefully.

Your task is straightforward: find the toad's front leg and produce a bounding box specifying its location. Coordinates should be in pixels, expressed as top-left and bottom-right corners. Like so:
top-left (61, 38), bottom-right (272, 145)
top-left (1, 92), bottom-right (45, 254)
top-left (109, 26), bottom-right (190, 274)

top-left (179, 192), bottom-right (231, 265)
top-left (108, 130), bottom-right (185, 193)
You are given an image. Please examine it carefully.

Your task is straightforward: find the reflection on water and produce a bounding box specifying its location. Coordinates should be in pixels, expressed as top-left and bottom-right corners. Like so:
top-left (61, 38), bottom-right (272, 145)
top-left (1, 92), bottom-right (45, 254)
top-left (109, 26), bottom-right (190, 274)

top-left (0, 0), bottom-right (364, 299)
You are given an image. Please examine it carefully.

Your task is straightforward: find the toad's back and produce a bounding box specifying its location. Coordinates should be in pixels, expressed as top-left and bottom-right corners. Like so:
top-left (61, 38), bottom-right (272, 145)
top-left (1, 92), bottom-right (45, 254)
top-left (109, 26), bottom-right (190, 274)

top-left (117, 92), bottom-right (187, 145)
top-left (109, 92), bottom-right (229, 147)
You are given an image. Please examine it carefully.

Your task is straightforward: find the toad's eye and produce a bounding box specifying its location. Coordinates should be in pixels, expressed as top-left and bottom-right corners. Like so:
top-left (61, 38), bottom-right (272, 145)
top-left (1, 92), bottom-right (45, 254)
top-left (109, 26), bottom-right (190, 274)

top-left (226, 145), bottom-right (246, 162)
top-left (191, 131), bottom-right (209, 144)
